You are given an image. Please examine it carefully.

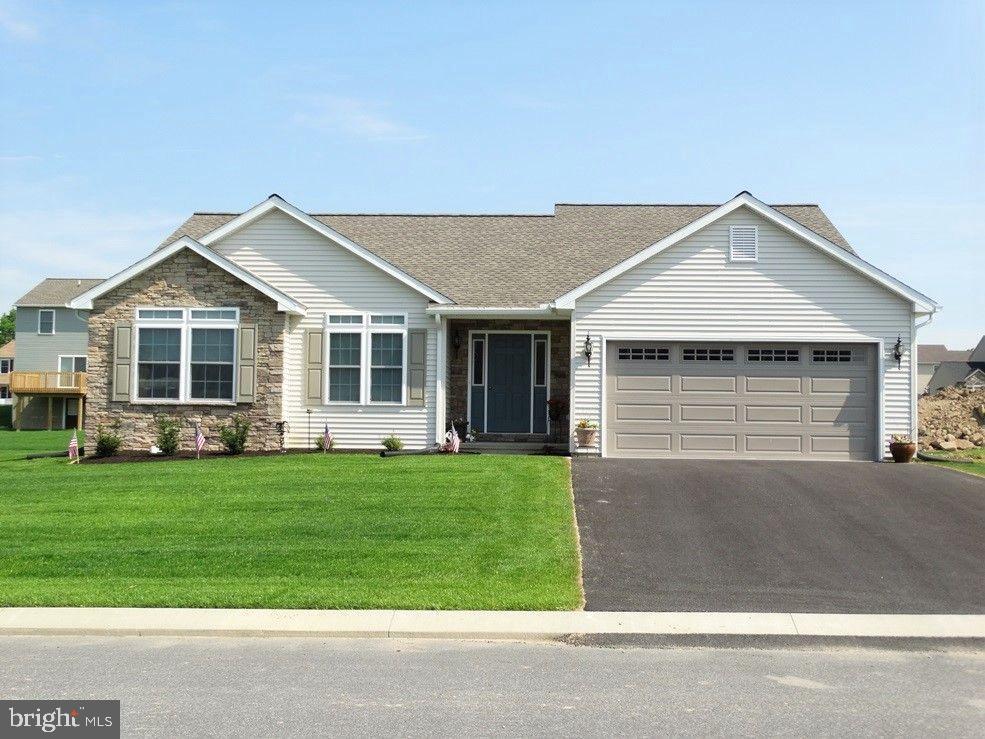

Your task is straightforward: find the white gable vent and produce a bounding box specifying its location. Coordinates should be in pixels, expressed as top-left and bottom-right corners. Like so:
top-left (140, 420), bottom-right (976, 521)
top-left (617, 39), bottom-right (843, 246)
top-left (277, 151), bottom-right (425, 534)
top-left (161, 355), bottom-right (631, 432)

top-left (729, 225), bottom-right (758, 262)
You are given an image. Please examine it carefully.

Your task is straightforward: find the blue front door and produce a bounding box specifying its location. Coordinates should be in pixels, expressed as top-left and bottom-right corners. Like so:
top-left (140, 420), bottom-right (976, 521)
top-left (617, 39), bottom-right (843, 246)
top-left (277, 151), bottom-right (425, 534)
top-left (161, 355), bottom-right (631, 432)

top-left (486, 333), bottom-right (531, 433)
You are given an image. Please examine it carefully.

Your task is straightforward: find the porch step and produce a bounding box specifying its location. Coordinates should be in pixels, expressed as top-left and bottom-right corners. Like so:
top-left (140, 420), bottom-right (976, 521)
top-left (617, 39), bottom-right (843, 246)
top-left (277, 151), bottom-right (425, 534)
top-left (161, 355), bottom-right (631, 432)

top-left (474, 433), bottom-right (549, 443)
top-left (462, 441), bottom-right (569, 456)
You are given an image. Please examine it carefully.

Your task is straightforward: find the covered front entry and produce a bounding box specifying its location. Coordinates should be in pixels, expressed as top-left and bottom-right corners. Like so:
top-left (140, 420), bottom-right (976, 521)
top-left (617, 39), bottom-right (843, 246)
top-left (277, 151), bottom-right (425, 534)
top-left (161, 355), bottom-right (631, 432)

top-left (468, 331), bottom-right (550, 434)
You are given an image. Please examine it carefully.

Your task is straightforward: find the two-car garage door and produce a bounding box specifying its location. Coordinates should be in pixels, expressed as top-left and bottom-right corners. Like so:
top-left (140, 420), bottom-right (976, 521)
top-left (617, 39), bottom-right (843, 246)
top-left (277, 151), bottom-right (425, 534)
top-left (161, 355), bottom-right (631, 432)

top-left (605, 342), bottom-right (877, 460)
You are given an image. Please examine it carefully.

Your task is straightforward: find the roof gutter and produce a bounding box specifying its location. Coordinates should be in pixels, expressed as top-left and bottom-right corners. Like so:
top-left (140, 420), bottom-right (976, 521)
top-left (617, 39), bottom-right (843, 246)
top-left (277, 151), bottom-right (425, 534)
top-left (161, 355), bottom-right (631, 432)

top-left (426, 305), bottom-right (571, 320)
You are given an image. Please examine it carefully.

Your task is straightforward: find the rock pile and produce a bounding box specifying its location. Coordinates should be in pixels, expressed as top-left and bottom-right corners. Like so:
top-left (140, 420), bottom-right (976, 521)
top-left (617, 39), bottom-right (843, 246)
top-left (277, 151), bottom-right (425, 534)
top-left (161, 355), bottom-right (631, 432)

top-left (918, 385), bottom-right (985, 450)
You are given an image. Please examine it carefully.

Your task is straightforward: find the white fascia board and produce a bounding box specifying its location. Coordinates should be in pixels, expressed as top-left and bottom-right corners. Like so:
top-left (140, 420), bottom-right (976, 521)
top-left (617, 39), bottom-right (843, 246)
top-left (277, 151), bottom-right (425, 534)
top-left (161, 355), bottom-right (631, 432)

top-left (199, 195), bottom-right (454, 305)
top-left (426, 305), bottom-right (571, 320)
top-left (553, 192), bottom-right (941, 314)
top-left (68, 236), bottom-right (307, 315)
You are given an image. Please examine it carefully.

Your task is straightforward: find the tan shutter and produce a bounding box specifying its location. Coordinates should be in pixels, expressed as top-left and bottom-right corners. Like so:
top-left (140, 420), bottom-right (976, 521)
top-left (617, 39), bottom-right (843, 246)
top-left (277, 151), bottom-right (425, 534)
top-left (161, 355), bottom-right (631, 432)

top-left (236, 323), bottom-right (257, 403)
top-left (112, 322), bottom-right (132, 401)
top-left (407, 329), bottom-right (426, 407)
top-left (304, 329), bottom-right (324, 404)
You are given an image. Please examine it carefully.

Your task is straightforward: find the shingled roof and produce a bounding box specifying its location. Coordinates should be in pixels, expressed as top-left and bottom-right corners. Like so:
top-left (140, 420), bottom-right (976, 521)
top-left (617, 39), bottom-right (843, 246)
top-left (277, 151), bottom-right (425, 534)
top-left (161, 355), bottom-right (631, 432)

top-left (917, 344), bottom-right (974, 363)
top-left (159, 202), bottom-right (854, 308)
top-left (14, 278), bottom-right (105, 307)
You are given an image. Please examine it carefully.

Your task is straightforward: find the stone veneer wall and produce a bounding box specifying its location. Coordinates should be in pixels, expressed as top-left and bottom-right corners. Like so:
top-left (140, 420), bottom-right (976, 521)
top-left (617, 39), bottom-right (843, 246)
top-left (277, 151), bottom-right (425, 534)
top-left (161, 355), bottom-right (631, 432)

top-left (86, 250), bottom-right (285, 452)
top-left (446, 319), bottom-right (570, 429)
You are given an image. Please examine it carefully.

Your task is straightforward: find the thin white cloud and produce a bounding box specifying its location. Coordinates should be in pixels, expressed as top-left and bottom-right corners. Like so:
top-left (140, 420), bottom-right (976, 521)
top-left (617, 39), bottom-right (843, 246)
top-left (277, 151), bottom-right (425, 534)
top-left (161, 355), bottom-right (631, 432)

top-left (291, 96), bottom-right (426, 142)
top-left (0, 209), bottom-right (181, 310)
top-left (0, 2), bottom-right (39, 41)
top-left (0, 155), bottom-right (41, 163)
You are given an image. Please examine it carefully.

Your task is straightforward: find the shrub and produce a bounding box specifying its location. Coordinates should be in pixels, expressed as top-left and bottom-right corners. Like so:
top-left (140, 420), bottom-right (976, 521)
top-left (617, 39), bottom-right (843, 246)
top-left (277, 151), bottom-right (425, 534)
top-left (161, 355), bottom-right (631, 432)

top-left (94, 424), bottom-right (122, 458)
top-left (219, 415), bottom-right (250, 455)
top-left (381, 434), bottom-right (404, 452)
top-left (155, 416), bottom-right (180, 455)
top-left (315, 434), bottom-right (334, 451)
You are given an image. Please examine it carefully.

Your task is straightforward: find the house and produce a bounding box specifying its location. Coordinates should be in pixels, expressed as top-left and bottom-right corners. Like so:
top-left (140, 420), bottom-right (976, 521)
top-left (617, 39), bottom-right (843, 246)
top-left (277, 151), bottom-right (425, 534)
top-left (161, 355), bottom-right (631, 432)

top-left (0, 340), bottom-right (14, 406)
top-left (924, 337), bottom-right (985, 394)
top-left (11, 278), bottom-right (104, 430)
top-left (917, 343), bottom-right (974, 393)
top-left (69, 191), bottom-right (938, 460)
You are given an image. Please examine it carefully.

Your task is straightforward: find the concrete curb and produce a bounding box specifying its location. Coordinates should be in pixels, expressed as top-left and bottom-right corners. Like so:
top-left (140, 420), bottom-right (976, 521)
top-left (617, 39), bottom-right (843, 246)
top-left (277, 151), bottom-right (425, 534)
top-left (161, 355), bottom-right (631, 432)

top-left (0, 608), bottom-right (983, 642)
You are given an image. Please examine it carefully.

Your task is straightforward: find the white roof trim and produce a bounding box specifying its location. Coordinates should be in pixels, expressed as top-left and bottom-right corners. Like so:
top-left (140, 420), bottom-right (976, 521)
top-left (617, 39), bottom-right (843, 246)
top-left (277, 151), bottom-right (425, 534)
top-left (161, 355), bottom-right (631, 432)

top-left (965, 368), bottom-right (985, 382)
top-left (427, 305), bottom-right (570, 319)
top-left (69, 236), bottom-right (307, 315)
top-left (198, 195), bottom-right (454, 305)
top-left (552, 191), bottom-right (940, 313)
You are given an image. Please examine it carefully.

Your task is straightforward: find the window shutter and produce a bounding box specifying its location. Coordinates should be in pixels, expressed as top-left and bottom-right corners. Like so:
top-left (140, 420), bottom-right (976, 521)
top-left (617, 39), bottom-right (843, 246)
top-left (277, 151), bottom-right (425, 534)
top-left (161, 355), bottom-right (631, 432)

top-left (236, 323), bottom-right (257, 403)
top-left (304, 329), bottom-right (324, 404)
top-left (407, 329), bottom-right (426, 407)
top-left (729, 225), bottom-right (758, 261)
top-left (112, 322), bottom-right (132, 401)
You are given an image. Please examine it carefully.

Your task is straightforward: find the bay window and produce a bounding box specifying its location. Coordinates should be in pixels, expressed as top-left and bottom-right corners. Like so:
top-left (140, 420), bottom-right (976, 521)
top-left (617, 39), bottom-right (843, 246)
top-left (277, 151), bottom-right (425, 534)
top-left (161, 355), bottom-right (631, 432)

top-left (134, 307), bottom-right (239, 403)
top-left (324, 312), bottom-right (407, 405)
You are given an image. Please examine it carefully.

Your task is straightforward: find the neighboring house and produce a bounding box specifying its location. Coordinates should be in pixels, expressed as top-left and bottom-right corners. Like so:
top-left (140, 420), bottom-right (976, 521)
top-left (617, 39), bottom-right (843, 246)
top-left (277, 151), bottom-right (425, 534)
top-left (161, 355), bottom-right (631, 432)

top-left (0, 340), bottom-right (14, 406)
top-left (11, 278), bottom-right (104, 429)
top-left (917, 343), bottom-right (973, 393)
top-left (70, 191), bottom-right (938, 460)
top-left (924, 336), bottom-right (985, 394)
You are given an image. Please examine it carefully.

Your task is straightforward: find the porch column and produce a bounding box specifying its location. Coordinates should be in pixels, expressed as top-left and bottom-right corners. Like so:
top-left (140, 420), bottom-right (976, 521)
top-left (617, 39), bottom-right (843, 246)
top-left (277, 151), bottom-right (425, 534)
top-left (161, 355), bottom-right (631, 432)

top-left (434, 316), bottom-right (447, 444)
top-left (14, 395), bottom-right (22, 431)
top-left (76, 397), bottom-right (83, 430)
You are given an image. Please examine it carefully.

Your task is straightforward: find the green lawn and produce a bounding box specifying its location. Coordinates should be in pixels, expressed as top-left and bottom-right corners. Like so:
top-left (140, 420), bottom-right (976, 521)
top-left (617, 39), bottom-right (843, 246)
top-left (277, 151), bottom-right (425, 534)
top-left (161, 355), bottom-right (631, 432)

top-left (0, 430), bottom-right (582, 610)
top-left (924, 446), bottom-right (985, 478)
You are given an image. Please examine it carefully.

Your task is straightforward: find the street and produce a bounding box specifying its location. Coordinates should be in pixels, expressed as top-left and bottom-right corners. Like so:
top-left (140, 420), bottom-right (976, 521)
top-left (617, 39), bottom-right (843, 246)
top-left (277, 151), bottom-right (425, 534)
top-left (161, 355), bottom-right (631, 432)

top-left (0, 636), bottom-right (982, 736)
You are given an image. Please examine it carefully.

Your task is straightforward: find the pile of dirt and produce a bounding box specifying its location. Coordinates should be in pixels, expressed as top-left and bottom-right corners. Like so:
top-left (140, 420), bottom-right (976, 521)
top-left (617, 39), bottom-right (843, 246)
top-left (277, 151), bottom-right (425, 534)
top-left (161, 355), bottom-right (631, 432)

top-left (917, 385), bottom-right (985, 450)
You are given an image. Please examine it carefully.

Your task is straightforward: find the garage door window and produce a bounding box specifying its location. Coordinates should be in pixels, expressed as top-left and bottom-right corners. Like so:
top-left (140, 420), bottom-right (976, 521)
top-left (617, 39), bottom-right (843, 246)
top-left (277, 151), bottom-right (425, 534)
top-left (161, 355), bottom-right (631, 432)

top-left (618, 346), bottom-right (669, 361)
top-left (682, 347), bottom-right (734, 361)
top-left (747, 347), bottom-right (799, 362)
top-left (812, 348), bottom-right (856, 363)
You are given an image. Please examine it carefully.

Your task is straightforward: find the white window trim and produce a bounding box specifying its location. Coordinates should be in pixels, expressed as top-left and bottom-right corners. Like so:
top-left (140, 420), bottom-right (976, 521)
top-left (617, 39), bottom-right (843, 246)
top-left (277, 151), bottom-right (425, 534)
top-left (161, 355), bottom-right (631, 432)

top-left (132, 307), bottom-right (239, 405)
top-left (728, 224), bottom-right (759, 262)
top-left (322, 312), bottom-right (409, 407)
top-left (38, 309), bottom-right (55, 335)
top-left (57, 355), bottom-right (87, 388)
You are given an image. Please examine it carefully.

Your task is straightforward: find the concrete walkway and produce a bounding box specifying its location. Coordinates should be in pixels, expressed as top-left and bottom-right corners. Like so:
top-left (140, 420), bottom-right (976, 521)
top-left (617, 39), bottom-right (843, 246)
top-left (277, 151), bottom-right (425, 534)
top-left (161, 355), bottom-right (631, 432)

top-left (1, 608), bottom-right (983, 642)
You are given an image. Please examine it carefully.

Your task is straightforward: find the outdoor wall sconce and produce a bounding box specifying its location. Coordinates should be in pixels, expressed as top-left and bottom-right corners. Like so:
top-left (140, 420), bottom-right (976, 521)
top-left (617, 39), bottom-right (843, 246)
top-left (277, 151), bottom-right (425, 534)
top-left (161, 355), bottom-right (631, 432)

top-left (452, 330), bottom-right (463, 353)
top-left (584, 333), bottom-right (594, 364)
top-left (893, 335), bottom-right (904, 369)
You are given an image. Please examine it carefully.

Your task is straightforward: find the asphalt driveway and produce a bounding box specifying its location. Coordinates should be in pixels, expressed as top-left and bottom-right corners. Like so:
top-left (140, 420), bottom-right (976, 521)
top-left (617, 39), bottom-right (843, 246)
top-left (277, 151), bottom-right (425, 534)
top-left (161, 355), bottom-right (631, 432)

top-left (572, 459), bottom-right (985, 613)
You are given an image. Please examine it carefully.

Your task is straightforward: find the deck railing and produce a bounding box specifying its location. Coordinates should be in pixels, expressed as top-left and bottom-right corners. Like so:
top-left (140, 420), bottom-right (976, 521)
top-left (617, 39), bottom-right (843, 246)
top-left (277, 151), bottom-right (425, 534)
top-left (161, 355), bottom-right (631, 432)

top-left (10, 371), bottom-right (87, 395)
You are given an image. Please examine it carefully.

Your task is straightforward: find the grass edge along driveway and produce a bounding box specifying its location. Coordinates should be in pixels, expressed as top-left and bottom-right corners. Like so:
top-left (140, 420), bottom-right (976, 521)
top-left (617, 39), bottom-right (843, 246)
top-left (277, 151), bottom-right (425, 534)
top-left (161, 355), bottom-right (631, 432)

top-left (0, 431), bottom-right (582, 610)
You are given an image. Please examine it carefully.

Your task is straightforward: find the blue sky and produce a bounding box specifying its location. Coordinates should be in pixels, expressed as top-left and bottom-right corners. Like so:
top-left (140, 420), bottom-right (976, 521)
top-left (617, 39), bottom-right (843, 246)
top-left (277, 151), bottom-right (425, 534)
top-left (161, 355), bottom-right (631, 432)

top-left (1, 0), bottom-right (982, 346)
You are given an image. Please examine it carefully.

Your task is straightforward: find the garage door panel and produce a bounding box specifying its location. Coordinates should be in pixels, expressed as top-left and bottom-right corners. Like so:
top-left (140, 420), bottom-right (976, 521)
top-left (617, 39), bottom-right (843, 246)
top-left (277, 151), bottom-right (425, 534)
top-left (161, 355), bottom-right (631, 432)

top-left (745, 405), bottom-right (803, 423)
top-left (616, 375), bottom-right (671, 392)
top-left (680, 434), bottom-right (737, 452)
top-left (745, 376), bottom-right (802, 393)
top-left (680, 376), bottom-right (736, 393)
top-left (615, 433), bottom-right (671, 451)
top-left (606, 341), bottom-right (876, 460)
top-left (680, 404), bottom-right (737, 422)
top-left (615, 403), bottom-right (671, 421)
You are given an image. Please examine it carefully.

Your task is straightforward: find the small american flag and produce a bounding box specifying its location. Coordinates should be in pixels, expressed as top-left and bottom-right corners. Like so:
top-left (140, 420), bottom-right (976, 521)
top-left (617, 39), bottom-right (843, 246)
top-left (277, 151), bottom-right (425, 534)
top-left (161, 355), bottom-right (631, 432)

top-left (67, 430), bottom-right (79, 463)
top-left (449, 423), bottom-right (460, 454)
top-left (195, 425), bottom-right (206, 459)
top-left (322, 423), bottom-right (332, 453)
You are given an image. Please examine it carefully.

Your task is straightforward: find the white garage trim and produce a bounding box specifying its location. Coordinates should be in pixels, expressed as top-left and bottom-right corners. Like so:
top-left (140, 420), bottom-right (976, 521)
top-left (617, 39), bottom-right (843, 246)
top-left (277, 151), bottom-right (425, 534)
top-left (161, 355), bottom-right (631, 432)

top-left (599, 335), bottom-right (885, 461)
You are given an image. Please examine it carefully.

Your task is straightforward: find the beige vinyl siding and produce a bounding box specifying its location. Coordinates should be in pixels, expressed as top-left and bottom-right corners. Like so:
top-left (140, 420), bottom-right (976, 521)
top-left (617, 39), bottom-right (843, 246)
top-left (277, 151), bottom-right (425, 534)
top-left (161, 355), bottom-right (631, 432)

top-left (571, 207), bottom-right (914, 458)
top-left (211, 210), bottom-right (436, 449)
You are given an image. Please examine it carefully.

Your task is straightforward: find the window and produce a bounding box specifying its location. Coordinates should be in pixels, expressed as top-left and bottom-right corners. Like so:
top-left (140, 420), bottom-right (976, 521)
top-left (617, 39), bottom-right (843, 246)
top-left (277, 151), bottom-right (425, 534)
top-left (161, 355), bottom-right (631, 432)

top-left (328, 333), bottom-right (361, 402)
top-left (137, 328), bottom-right (181, 399)
top-left (729, 225), bottom-right (758, 262)
top-left (683, 347), bottom-right (735, 361)
top-left (328, 314), bottom-right (363, 325)
top-left (812, 348), bottom-right (854, 363)
top-left (38, 309), bottom-right (55, 335)
top-left (59, 355), bottom-right (87, 373)
top-left (138, 309), bottom-right (184, 319)
top-left (190, 328), bottom-right (235, 400)
top-left (370, 314), bottom-right (405, 325)
top-left (134, 306), bottom-right (239, 402)
top-left (0, 358), bottom-right (11, 374)
top-left (535, 338), bottom-right (547, 386)
top-left (618, 346), bottom-right (669, 361)
top-left (747, 347), bottom-right (799, 363)
top-left (370, 333), bottom-right (403, 403)
top-left (472, 337), bottom-right (485, 385)
top-left (0, 386), bottom-right (9, 400)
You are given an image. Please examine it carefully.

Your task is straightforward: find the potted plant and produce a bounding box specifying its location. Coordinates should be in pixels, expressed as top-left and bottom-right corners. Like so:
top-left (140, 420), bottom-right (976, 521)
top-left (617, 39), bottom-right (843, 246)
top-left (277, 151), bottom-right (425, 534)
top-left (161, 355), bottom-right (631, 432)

top-left (889, 434), bottom-right (917, 463)
top-left (575, 419), bottom-right (599, 448)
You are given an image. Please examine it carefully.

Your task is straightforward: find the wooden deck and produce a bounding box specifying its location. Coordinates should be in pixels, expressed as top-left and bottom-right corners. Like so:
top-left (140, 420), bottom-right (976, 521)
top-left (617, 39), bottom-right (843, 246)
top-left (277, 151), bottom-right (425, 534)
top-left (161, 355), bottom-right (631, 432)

top-left (10, 371), bottom-right (87, 396)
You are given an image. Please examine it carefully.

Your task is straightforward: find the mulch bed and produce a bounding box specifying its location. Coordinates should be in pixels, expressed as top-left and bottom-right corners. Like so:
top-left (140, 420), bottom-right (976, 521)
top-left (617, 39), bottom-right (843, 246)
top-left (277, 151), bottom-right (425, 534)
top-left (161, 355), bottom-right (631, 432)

top-left (79, 448), bottom-right (366, 464)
